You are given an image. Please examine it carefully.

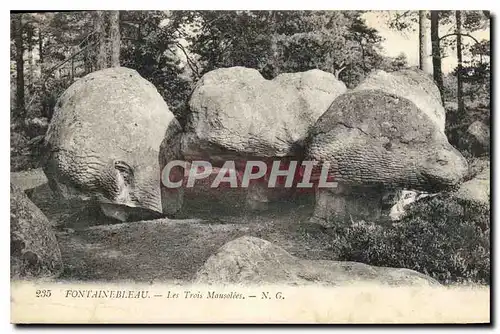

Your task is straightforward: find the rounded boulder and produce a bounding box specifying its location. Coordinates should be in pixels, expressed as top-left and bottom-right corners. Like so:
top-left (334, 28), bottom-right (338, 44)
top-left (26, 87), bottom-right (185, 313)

top-left (355, 69), bottom-right (446, 132)
top-left (43, 67), bottom-right (180, 221)
top-left (182, 66), bottom-right (347, 161)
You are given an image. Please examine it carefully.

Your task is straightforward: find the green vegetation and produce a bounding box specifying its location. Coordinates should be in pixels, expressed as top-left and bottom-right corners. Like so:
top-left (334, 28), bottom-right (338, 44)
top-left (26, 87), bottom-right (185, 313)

top-left (326, 195), bottom-right (490, 284)
top-left (10, 11), bottom-right (490, 171)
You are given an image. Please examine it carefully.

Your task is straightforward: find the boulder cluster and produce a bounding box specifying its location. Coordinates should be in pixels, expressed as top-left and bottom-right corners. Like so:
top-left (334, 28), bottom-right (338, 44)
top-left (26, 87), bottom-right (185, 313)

top-left (11, 65), bottom-right (477, 284)
top-left (37, 66), bottom-right (469, 223)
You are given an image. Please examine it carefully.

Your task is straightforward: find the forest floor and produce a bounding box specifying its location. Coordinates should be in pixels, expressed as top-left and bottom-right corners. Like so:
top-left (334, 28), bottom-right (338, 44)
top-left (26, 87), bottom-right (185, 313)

top-left (16, 168), bottom-right (335, 283)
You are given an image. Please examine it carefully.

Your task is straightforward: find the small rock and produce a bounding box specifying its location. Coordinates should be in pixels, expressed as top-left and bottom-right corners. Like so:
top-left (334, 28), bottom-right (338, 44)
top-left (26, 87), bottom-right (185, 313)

top-left (10, 168), bottom-right (48, 193)
top-left (467, 121), bottom-right (490, 155)
top-left (453, 167), bottom-right (490, 207)
top-left (10, 183), bottom-right (63, 279)
top-left (388, 190), bottom-right (435, 221)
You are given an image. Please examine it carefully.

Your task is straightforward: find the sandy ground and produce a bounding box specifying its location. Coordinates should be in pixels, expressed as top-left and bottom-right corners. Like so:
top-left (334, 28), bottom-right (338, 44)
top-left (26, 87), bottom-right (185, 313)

top-left (17, 169), bottom-right (334, 283)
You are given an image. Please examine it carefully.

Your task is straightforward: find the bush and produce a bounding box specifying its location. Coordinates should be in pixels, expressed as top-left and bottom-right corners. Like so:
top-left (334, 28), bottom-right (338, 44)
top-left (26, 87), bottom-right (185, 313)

top-left (327, 195), bottom-right (490, 285)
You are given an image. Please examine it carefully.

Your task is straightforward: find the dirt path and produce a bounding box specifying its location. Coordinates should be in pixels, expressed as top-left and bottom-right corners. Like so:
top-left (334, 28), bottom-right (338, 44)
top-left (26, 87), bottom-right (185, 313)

top-left (22, 176), bottom-right (334, 283)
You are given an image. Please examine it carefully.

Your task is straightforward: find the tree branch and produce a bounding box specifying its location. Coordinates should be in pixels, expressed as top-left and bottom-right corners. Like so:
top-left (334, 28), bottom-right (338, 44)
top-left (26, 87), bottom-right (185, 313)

top-left (76, 30), bottom-right (97, 48)
top-left (44, 41), bottom-right (100, 78)
top-left (25, 41), bottom-right (100, 110)
top-left (439, 32), bottom-right (484, 63)
top-left (175, 42), bottom-right (200, 78)
top-left (334, 65), bottom-right (347, 79)
top-left (439, 32), bottom-right (480, 44)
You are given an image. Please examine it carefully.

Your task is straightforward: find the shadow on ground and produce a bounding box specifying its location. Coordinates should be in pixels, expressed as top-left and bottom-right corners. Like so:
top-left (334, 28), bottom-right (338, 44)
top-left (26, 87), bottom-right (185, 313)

top-left (28, 180), bottom-right (334, 283)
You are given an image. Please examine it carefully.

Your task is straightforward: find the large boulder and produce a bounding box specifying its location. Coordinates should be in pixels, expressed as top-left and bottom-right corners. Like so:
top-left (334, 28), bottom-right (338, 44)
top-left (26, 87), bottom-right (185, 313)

top-left (182, 67), bottom-right (346, 162)
top-left (10, 183), bottom-right (63, 279)
top-left (306, 88), bottom-right (468, 224)
top-left (194, 236), bottom-right (439, 286)
top-left (355, 69), bottom-right (446, 132)
top-left (42, 67), bottom-right (181, 221)
top-left (176, 67), bottom-right (346, 210)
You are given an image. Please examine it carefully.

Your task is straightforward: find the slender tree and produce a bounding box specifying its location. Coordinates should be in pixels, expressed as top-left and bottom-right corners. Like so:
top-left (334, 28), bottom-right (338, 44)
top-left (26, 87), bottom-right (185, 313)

top-left (14, 14), bottom-right (25, 117)
top-left (430, 11), bottom-right (444, 102)
top-left (109, 11), bottom-right (120, 67)
top-left (26, 23), bottom-right (35, 91)
top-left (387, 11), bottom-right (432, 74)
top-left (267, 11), bottom-right (280, 78)
top-left (418, 11), bottom-right (432, 74)
top-left (94, 11), bottom-right (107, 70)
top-left (38, 24), bottom-right (43, 64)
top-left (456, 10), bottom-right (464, 114)
top-left (38, 22), bottom-right (49, 117)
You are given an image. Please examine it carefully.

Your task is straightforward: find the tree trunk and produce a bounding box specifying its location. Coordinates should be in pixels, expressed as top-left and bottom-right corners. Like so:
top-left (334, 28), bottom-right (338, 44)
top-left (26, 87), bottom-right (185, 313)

top-left (71, 52), bottom-right (75, 82)
top-left (26, 24), bottom-right (35, 95)
top-left (109, 11), bottom-right (121, 67)
top-left (456, 10), bottom-right (465, 115)
top-left (38, 24), bottom-right (48, 118)
top-left (94, 11), bottom-right (107, 70)
top-left (418, 10), bottom-right (432, 74)
top-left (430, 11), bottom-right (444, 103)
top-left (267, 11), bottom-right (280, 78)
top-left (14, 14), bottom-right (25, 118)
top-left (38, 25), bottom-right (43, 64)
top-left (83, 38), bottom-right (92, 74)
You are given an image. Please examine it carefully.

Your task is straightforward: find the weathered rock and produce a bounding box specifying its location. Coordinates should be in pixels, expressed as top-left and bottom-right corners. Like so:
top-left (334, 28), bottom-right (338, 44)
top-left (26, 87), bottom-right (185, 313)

top-left (355, 69), bottom-right (445, 131)
top-left (42, 67), bottom-right (181, 221)
top-left (10, 183), bottom-right (63, 279)
top-left (179, 67), bottom-right (346, 210)
top-left (159, 120), bottom-right (185, 216)
top-left (273, 69), bottom-right (347, 119)
top-left (182, 67), bottom-right (347, 161)
top-left (11, 168), bottom-right (47, 192)
top-left (311, 184), bottom-right (385, 225)
top-left (306, 89), bottom-right (468, 224)
top-left (387, 190), bottom-right (434, 221)
top-left (467, 121), bottom-right (490, 155)
top-left (453, 167), bottom-right (490, 207)
top-left (308, 90), bottom-right (466, 189)
top-left (194, 236), bottom-right (439, 286)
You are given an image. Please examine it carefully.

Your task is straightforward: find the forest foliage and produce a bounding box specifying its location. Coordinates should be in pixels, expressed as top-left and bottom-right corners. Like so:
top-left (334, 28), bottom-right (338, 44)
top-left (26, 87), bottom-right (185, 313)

top-left (10, 10), bottom-right (490, 169)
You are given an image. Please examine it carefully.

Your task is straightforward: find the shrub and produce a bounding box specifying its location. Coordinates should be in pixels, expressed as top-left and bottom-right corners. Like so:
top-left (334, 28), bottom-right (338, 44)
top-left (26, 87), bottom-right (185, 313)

top-left (327, 195), bottom-right (490, 285)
